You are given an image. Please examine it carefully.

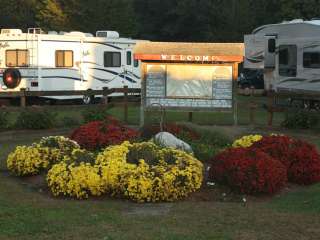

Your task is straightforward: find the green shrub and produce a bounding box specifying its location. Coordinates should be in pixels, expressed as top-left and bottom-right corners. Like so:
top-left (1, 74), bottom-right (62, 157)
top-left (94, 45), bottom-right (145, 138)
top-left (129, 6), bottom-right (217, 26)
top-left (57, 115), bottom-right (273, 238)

top-left (197, 130), bottom-right (231, 147)
top-left (60, 116), bottom-right (80, 128)
top-left (189, 128), bottom-right (231, 162)
top-left (282, 109), bottom-right (318, 129)
top-left (82, 107), bottom-right (110, 123)
top-left (0, 111), bottom-right (9, 129)
top-left (14, 110), bottom-right (57, 129)
top-left (191, 142), bottom-right (224, 162)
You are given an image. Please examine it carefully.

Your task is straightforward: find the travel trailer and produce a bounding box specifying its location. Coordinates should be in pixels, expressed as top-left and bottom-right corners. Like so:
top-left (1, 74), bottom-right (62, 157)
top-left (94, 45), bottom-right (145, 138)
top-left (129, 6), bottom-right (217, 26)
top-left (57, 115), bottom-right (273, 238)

top-left (0, 28), bottom-right (141, 104)
top-left (244, 19), bottom-right (320, 95)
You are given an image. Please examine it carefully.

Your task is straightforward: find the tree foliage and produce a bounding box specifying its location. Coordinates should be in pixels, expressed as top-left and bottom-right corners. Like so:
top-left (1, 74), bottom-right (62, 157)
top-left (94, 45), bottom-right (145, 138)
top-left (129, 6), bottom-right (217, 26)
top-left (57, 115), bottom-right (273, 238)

top-left (0, 0), bottom-right (319, 41)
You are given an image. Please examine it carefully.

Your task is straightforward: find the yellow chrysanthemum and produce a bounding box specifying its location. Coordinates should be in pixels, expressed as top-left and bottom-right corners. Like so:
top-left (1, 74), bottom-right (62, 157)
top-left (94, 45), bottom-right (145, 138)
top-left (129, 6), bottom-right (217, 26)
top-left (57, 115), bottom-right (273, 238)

top-left (232, 135), bottom-right (263, 148)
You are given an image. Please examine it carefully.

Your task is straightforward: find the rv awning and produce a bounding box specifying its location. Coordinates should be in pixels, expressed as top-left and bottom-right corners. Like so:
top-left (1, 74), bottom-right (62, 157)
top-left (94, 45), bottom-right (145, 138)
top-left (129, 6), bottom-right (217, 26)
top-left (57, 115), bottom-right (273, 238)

top-left (134, 42), bottom-right (244, 62)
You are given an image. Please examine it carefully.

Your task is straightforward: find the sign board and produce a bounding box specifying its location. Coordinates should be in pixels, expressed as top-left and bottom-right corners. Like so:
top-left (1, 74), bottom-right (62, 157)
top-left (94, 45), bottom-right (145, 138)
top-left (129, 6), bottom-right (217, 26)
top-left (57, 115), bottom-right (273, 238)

top-left (144, 63), bottom-right (233, 110)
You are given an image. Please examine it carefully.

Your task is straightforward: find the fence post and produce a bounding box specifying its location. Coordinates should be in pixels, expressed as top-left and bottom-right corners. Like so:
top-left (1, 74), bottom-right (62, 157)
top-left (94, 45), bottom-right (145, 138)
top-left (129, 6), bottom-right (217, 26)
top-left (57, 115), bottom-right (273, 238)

top-left (123, 85), bottom-right (128, 123)
top-left (188, 112), bottom-right (193, 122)
top-left (267, 90), bottom-right (274, 127)
top-left (102, 87), bottom-right (109, 105)
top-left (20, 88), bottom-right (26, 107)
top-left (249, 86), bottom-right (255, 126)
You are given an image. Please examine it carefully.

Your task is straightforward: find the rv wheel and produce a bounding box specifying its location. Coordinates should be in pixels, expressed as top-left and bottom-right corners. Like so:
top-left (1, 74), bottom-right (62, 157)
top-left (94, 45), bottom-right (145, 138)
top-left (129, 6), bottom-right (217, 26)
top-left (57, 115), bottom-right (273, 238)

top-left (82, 95), bottom-right (94, 105)
top-left (3, 68), bottom-right (21, 89)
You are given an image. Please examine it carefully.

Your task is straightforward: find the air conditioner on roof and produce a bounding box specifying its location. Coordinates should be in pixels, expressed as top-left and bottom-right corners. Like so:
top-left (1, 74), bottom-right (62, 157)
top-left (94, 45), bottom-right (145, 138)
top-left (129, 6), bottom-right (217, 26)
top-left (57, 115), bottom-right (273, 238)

top-left (96, 31), bottom-right (119, 39)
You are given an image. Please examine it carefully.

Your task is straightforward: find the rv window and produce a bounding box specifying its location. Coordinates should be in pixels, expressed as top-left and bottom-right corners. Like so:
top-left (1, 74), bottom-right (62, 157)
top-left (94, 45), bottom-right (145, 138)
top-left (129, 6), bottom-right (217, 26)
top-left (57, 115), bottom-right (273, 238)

top-left (268, 39), bottom-right (276, 53)
top-left (55, 50), bottom-right (73, 67)
top-left (104, 52), bottom-right (121, 67)
top-left (134, 59), bottom-right (139, 68)
top-left (279, 45), bottom-right (297, 77)
top-left (126, 51), bottom-right (132, 65)
top-left (303, 52), bottom-right (320, 68)
top-left (6, 50), bottom-right (29, 67)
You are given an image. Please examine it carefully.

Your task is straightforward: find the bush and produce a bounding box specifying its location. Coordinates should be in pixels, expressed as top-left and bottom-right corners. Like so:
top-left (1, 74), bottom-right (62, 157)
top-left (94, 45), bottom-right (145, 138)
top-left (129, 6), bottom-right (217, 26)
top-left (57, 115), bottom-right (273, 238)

top-left (96, 141), bottom-right (203, 202)
top-left (14, 110), bottom-right (56, 129)
top-left (283, 140), bottom-right (320, 185)
top-left (7, 146), bottom-right (52, 176)
top-left (191, 143), bottom-right (223, 162)
top-left (47, 161), bottom-right (104, 199)
top-left (232, 134), bottom-right (263, 148)
top-left (82, 107), bottom-right (110, 123)
top-left (7, 136), bottom-right (81, 176)
top-left (0, 111), bottom-right (9, 129)
top-left (251, 135), bottom-right (295, 168)
top-left (282, 109), bottom-right (318, 129)
top-left (36, 136), bottom-right (80, 162)
top-left (252, 135), bottom-right (320, 185)
top-left (190, 129), bottom-right (231, 162)
top-left (60, 116), bottom-right (80, 128)
top-left (209, 147), bottom-right (287, 194)
top-left (70, 116), bottom-right (139, 150)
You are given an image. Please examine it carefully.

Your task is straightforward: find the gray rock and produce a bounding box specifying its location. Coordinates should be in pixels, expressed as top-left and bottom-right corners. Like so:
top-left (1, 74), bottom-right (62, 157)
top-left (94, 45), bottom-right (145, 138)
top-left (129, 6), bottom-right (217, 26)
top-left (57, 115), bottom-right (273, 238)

top-left (154, 132), bottom-right (193, 153)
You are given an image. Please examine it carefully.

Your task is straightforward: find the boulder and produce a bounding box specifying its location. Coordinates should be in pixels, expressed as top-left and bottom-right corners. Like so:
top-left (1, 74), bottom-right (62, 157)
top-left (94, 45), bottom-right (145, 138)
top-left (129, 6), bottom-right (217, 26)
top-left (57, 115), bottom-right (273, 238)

top-left (154, 132), bottom-right (193, 153)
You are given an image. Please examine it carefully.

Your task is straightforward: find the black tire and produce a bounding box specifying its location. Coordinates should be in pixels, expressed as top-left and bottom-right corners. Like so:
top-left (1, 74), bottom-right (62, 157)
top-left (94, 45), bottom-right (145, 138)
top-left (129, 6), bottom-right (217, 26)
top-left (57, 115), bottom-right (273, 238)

top-left (3, 68), bottom-right (21, 89)
top-left (82, 95), bottom-right (94, 105)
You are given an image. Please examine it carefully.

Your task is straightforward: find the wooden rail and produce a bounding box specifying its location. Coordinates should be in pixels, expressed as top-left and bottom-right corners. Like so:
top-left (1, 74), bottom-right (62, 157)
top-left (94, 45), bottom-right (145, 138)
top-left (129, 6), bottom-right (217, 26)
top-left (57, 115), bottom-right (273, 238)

top-left (266, 90), bottom-right (320, 127)
top-left (2, 86), bottom-right (319, 127)
top-left (0, 86), bottom-right (141, 124)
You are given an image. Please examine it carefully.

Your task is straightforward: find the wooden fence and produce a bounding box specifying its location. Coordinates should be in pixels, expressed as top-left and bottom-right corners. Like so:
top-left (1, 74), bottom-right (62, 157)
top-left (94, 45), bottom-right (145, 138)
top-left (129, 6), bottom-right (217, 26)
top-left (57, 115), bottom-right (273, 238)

top-left (0, 86), bottom-right (141, 123)
top-left (1, 86), bottom-right (319, 127)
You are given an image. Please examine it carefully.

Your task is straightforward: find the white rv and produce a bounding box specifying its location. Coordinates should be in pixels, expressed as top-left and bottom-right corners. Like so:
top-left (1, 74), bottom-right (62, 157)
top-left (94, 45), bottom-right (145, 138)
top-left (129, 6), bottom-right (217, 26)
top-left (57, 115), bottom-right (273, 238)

top-left (0, 28), bottom-right (141, 103)
top-left (244, 19), bottom-right (320, 95)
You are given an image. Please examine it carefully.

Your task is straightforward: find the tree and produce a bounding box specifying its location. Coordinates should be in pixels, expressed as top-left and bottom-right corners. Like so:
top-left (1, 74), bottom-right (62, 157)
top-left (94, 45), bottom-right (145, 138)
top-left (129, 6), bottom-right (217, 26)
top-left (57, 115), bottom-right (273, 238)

top-left (64, 0), bottom-right (137, 36)
top-left (36, 0), bottom-right (68, 31)
top-left (280, 0), bottom-right (320, 20)
top-left (0, 0), bottom-right (37, 30)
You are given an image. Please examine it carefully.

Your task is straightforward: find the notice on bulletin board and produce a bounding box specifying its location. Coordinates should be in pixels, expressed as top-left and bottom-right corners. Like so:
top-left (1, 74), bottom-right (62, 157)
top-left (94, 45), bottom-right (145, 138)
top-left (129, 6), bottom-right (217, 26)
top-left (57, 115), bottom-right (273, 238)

top-left (145, 64), bottom-right (233, 109)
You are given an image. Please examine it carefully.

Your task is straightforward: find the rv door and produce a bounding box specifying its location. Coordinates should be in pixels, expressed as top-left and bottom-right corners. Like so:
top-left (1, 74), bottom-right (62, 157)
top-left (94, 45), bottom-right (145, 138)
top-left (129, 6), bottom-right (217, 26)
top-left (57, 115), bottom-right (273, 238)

top-left (264, 35), bottom-right (276, 69)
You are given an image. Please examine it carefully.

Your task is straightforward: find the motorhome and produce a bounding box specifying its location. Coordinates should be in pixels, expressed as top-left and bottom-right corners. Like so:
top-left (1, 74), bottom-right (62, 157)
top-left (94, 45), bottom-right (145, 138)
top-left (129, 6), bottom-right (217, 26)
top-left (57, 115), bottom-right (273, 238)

top-left (0, 28), bottom-right (141, 104)
top-left (244, 19), bottom-right (320, 95)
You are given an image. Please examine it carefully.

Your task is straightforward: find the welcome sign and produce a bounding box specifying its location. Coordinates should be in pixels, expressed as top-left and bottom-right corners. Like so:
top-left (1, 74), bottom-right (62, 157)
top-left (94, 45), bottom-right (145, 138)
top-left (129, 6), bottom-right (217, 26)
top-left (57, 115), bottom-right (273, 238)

top-left (144, 63), bottom-right (233, 110)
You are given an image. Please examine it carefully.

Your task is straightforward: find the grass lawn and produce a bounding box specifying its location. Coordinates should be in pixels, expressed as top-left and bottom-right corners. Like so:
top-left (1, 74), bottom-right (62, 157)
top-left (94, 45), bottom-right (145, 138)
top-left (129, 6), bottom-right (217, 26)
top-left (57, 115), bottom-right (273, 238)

top-left (1, 128), bottom-right (320, 239)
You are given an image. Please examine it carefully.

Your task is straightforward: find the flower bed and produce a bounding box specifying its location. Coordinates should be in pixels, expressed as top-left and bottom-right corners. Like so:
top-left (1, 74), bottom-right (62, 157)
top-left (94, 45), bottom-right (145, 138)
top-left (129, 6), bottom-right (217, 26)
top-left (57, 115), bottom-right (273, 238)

top-left (7, 136), bottom-right (80, 176)
top-left (209, 134), bottom-right (320, 194)
top-left (96, 141), bottom-right (203, 202)
top-left (70, 116), bottom-right (139, 151)
top-left (47, 141), bottom-right (203, 201)
top-left (251, 136), bottom-right (320, 185)
top-left (209, 147), bottom-right (287, 194)
top-left (7, 137), bottom-right (203, 202)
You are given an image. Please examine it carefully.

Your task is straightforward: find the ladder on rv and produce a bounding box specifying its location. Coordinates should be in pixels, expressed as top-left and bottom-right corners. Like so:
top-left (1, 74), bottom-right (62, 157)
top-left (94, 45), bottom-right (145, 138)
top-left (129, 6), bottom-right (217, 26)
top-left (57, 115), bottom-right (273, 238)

top-left (26, 28), bottom-right (42, 82)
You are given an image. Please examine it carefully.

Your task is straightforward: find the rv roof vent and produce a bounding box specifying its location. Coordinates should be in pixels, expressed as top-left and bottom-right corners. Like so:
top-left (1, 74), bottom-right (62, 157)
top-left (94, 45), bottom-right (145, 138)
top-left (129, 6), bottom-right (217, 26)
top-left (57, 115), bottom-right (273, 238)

top-left (48, 31), bottom-right (58, 35)
top-left (65, 31), bottom-right (86, 37)
top-left (289, 19), bottom-right (304, 23)
top-left (96, 31), bottom-right (120, 39)
top-left (85, 33), bottom-right (94, 37)
top-left (59, 31), bottom-right (67, 35)
top-left (1, 29), bottom-right (23, 35)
